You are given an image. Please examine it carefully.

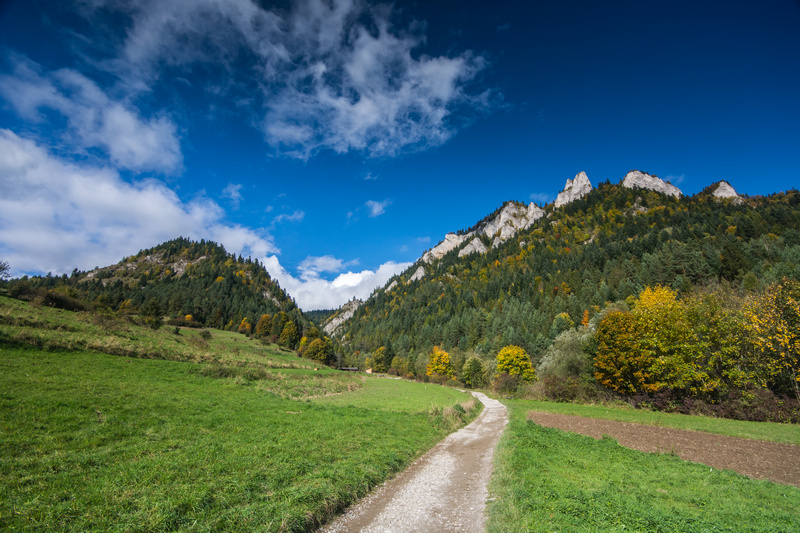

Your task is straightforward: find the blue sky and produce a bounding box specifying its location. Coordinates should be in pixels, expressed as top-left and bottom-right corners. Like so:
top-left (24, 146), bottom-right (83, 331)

top-left (1, 0), bottom-right (798, 310)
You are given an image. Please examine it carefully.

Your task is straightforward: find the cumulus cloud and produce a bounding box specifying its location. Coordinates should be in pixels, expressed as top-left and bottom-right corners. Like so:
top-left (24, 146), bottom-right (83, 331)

top-left (262, 255), bottom-right (411, 310)
top-left (298, 255), bottom-right (359, 279)
top-left (81, 0), bottom-right (497, 158)
top-left (0, 129), bottom-right (273, 275)
top-left (365, 199), bottom-right (391, 217)
top-left (0, 55), bottom-right (182, 174)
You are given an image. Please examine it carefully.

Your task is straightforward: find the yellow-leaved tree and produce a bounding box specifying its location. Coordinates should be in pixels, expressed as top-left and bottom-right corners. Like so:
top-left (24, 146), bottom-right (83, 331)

top-left (426, 346), bottom-right (454, 378)
top-left (744, 278), bottom-right (800, 399)
top-left (496, 345), bottom-right (536, 382)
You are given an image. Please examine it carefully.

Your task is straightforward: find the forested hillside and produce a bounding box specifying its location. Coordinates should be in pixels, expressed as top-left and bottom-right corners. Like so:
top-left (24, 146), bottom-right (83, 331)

top-left (6, 237), bottom-right (306, 340)
top-left (333, 181), bottom-right (800, 415)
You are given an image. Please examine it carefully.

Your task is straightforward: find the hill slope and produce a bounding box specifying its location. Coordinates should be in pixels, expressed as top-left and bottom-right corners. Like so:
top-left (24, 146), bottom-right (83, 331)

top-left (334, 176), bottom-right (800, 369)
top-left (8, 237), bottom-right (305, 334)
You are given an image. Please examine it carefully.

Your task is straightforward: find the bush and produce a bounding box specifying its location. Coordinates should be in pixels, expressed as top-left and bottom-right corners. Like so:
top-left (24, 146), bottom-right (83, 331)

top-left (493, 372), bottom-right (519, 396)
top-left (628, 387), bottom-right (800, 423)
top-left (199, 330), bottom-right (213, 341)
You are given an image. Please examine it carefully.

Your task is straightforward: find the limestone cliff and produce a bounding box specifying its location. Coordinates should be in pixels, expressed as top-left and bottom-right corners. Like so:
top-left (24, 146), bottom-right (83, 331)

top-left (622, 170), bottom-right (682, 198)
top-left (554, 171), bottom-right (593, 208)
top-left (323, 299), bottom-right (363, 336)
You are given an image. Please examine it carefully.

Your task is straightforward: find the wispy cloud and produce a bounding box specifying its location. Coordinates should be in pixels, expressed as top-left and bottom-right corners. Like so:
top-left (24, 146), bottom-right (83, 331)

top-left (0, 54), bottom-right (182, 174)
top-left (665, 174), bottom-right (686, 185)
top-left (79, 0), bottom-right (499, 159)
top-left (363, 172), bottom-right (378, 181)
top-left (0, 129), bottom-right (274, 276)
top-left (416, 236), bottom-right (431, 243)
top-left (529, 192), bottom-right (552, 204)
top-left (365, 199), bottom-right (391, 217)
top-left (497, 22), bottom-right (511, 31)
top-left (273, 210), bottom-right (305, 224)
top-left (222, 183), bottom-right (243, 208)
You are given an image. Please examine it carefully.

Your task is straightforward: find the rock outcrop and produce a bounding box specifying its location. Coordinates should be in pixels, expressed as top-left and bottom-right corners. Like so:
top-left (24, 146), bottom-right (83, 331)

top-left (408, 265), bottom-right (426, 282)
top-left (622, 170), bottom-right (682, 198)
top-left (555, 171), bottom-right (593, 208)
top-left (458, 237), bottom-right (489, 257)
top-left (323, 299), bottom-right (363, 336)
top-left (712, 181), bottom-right (743, 204)
top-left (422, 233), bottom-right (472, 263)
top-left (422, 201), bottom-right (546, 264)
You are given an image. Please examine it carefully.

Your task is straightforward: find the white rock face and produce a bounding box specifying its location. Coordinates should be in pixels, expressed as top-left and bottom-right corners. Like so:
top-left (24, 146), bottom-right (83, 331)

top-left (384, 280), bottom-right (398, 293)
top-left (482, 202), bottom-right (545, 248)
top-left (422, 201), bottom-right (546, 263)
top-left (712, 181), bottom-right (742, 202)
top-left (458, 237), bottom-right (489, 257)
top-left (323, 299), bottom-right (363, 337)
top-left (554, 172), bottom-right (593, 208)
top-left (422, 233), bottom-right (473, 263)
top-left (622, 170), bottom-right (682, 198)
top-left (408, 265), bottom-right (426, 282)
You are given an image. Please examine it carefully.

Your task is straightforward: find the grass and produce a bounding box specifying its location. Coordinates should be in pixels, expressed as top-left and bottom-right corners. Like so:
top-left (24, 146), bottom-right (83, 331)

top-left (503, 399), bottom-right (800, 445)
top-left (0, 295), bottom-right (318, 370)
top-left (0, 296), bottom-right (480, 531)
top-left (0, 344), bottom-right (477, 532)
top-left (487, 402), bottom-right (800, 533)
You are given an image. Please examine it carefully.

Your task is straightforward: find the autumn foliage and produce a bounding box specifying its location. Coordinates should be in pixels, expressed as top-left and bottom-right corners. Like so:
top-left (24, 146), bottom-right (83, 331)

top-left (496, 345), bottom-right (536, 382)
top-left (594, 280), bottom-right (800, 402)
top-left (426, 346), bottom-right (454, 378)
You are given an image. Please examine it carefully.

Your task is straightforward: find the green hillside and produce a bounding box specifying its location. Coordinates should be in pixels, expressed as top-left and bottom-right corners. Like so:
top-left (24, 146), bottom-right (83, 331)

top-left (6, 237), bottom-right (310, 341)
top-left (333, 183), bottom-right (800, 416)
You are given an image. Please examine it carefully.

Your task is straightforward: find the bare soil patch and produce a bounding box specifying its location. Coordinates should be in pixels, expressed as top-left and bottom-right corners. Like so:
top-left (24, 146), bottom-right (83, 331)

top-left (527, 411), bottom-right (800, 487)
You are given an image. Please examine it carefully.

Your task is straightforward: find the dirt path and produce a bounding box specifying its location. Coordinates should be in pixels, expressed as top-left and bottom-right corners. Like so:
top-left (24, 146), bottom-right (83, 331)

top-left (528, 411), bottom-right (800, 487)
top-left (319, 392), bottom-right (507, 533)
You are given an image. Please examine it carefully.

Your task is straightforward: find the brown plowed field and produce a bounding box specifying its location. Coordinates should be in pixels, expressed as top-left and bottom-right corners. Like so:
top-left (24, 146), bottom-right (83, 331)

top-left (527, 411), bottom-right (800, 487)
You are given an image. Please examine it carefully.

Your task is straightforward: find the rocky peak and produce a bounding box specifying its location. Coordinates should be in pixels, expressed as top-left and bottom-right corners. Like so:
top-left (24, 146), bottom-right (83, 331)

top-left (323, 299), bottom-right (363, 337)
top-left (622, 170), bottom-right (682, 198)
top-left (712, 181), bottom-right (743, 204)
top-left (555, 171), bottom-right (593, 208)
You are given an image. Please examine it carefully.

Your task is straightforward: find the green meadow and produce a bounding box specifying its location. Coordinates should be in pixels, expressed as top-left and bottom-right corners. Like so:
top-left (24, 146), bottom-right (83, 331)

top-left (0, 296), bottom-right (478, 532)
top-left (487, 400), bottom-right (800, 533)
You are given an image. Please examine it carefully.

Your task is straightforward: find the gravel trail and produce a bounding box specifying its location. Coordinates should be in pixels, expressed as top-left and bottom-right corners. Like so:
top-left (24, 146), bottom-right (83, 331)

top-left (319, 392), bottom-right (507, 533)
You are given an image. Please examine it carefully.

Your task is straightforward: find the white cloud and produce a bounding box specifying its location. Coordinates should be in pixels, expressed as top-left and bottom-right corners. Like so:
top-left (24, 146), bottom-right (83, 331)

top-left (273, 210), bottom-right (305, 224)
top-left (222, 183), bottom-right (244, 207)
top-left (262, 255), bottom-right (411, 310)
top-left (0, 129), bottom-right (274, 275)
top-left (298, 255), bottom-right (359, 279)
top-left (81, 0), bottom-right (497, 159)
top-left (363, 172), bottom-right (378, 181)
top-left (416, 236), bottom-right (431, 243)
top-left (0, 55), bottom-right (182, 174)
top-left (365, 199), bottom-right (391, 217)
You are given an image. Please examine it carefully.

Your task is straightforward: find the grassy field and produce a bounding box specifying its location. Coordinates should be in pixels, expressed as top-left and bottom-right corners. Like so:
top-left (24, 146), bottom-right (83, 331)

top-left (0, 296), bottom-right (479, 532)
top-left (487, 401), bottom-right (800, 532)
